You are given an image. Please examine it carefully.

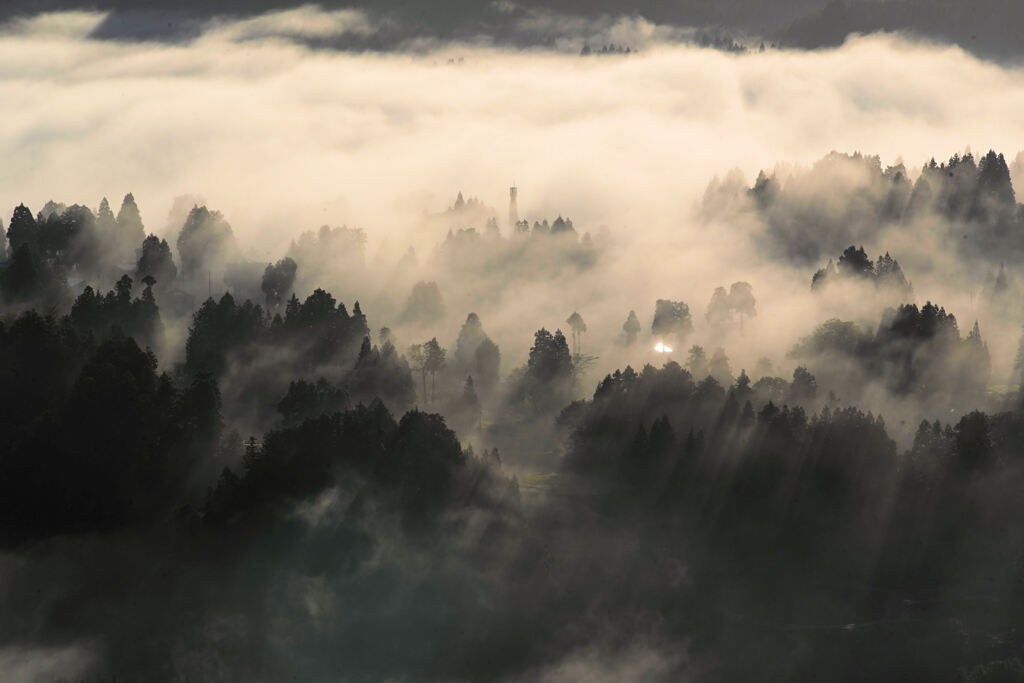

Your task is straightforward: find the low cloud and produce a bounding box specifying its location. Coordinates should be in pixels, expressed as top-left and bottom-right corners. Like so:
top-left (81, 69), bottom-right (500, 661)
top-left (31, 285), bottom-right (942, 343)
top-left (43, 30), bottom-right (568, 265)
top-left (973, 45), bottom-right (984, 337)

top-left (0, 8), bottom-right (1022, 389)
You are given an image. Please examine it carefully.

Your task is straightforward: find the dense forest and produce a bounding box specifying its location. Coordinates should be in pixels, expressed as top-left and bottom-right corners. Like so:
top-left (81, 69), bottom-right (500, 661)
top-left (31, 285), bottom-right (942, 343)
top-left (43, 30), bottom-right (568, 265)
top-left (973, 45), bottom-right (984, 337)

top-left (0, 145), bottom-right (1023, 682)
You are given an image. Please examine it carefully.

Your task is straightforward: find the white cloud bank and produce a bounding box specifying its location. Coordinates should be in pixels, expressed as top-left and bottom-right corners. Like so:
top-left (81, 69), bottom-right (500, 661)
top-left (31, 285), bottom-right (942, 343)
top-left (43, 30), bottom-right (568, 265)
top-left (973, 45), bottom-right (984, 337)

top-left (0, 8), bottom-right (1022, 397)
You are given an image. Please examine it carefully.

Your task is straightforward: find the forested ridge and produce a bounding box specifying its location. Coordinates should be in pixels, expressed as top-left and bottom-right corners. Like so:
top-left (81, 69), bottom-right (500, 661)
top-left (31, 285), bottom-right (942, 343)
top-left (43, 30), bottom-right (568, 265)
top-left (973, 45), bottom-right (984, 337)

top-left (2, 150), bottom-right (1024, 681)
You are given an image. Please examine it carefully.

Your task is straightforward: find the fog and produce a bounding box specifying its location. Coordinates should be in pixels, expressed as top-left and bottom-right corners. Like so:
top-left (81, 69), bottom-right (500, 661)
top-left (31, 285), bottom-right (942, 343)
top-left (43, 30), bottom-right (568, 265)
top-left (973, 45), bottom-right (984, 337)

top-left (3, 9), bottom-right (1023, 362)
top-left (3, 7), bottom-right (1024, 682)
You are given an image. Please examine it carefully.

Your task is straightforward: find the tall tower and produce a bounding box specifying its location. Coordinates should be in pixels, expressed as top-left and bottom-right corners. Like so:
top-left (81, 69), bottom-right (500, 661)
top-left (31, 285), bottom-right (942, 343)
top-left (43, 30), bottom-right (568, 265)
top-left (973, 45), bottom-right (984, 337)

top-left (509, 186), bottom-right (519, 231)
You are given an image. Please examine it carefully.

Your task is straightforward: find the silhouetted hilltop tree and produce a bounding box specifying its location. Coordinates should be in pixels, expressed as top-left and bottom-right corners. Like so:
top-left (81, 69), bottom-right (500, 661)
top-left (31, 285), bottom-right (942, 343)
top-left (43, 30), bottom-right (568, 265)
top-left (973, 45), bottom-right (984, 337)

top-left (93, 196), bottom-right (135, 277)
top-left (565, 311), bottom-right (587, 355)
top-left (6, 204), bottom-right (37, 253)
top-left (514, 327), bottom-right (573, 414)
top-left (973, 150), bottom-right (1015, 216)
top-left (651, 298), bottom-right (693, 343)
top-left (453, 312), bottom-right (500, 395)
top-left (811, 245), bottom-right (911, 295)
top-left (550, 216), bottom-right (576, 236)
top-left (837, 245), bottom-right (874, 278)
top-left (260, 256), bottom-right (297, 310)
top-left (135, 234), bottom-right (177, 290)
top-left (176, 205), bottom-right (238, 284)
top-left (115, 193), bottom-right (146, 259)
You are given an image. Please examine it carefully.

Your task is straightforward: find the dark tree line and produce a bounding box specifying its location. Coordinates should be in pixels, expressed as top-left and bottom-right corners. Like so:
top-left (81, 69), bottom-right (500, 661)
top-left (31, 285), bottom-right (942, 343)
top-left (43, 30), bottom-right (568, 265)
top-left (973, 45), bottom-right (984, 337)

top-left (0, 175), bottom-right (1019, 682)
top-left (791, 300), bottom-right (991, 409)
top-left (552, 359), bottom-right (1024, 681)
top-left (706, 149), bottom-right (1024, 266)
top-left (811, 245), bottom-right (912, 294)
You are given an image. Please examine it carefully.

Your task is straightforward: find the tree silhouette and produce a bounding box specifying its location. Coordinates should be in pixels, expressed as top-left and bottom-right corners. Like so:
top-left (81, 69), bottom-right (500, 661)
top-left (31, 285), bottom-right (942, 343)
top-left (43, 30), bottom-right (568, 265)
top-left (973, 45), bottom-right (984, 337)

top-left (789, 366), bottom-right (818, 405)
top-left (686, 345), bottom-right (708, 379)
top-left (565, 311), bottom-right (587, 355)
top-left (407, 343), bottom-right (428, 404)
top-left (277, 378), bottom-right (348, 427)
top-left (176, 205), bottom-right (238, 284)
top-left (260, 257), bottom-right (298, 310)
top-left (96, 196), bottom-right (118, 261)
top-left (705, 286), bottom-right (732, 329)
top-left (709, 347), bottom-right (733, 386)
top-left (401, 281), bottom-right (445, 325)
top-left (518, 328), bottom-right (574, 413)
top-left (837, 245), bottom-right (874, 279)
top-left (622, 310), bottom-right (641, 346)
top-left (728, 281), bottom-right (756, 331)
top-left (0, 243), bottom-right (66, 306)
top-left (136, 234), bottom-right (178, 289)
top-left (651, 299), bottom-right (694, 341)
top-left (454, 312), bottom-right (487, 370)
top-left (116, 193), bottom-right (146, 251)
top-left (7, 204), bottom-right (37, 253)
top-left (424, 338), bottom-right (446, 404)
top-left (475, 337), bottom-right (501, 395)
